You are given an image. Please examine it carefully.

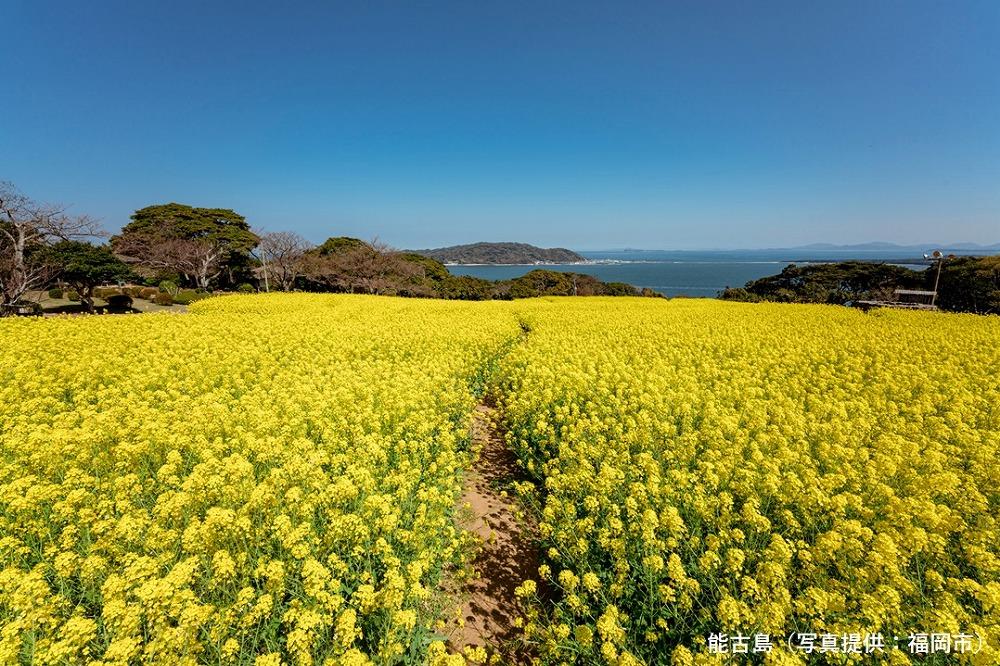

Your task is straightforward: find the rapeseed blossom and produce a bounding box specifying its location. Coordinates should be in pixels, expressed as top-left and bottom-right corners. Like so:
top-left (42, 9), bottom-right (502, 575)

top-left (2, 294), bottom-right (998, 664)
top-left (496, 298), bottom-right (1000, 664)
top-left (0, 294), bottom-right (518, 664)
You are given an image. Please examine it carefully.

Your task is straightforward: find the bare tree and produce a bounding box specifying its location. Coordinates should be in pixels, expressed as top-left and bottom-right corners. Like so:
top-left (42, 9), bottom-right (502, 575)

top-left (113, 234), bottom-right (227, 289)
top-left (300, 238), bottom-right (422, 295)
top-left (0, 182), bottom-right (101, 310)
top-left (254, 231), bottom-right (310, 291)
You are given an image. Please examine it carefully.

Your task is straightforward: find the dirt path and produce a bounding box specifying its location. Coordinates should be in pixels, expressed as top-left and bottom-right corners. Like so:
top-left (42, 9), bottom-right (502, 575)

top-left (448, 400), bottom-right (538, 662)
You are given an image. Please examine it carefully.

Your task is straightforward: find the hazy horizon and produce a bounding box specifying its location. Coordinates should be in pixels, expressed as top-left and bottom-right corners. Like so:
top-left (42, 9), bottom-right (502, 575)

top-left (420, 240), bottom-right (1000, 254)
top-left (4, 1), bottom-right (998, 249)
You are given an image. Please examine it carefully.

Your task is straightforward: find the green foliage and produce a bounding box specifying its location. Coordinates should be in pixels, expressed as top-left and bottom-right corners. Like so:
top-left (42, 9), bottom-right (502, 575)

top-left (173, 290), bottom-right (211, 305)
top-left (45, 241), bottom-right (133, 291)
top-left (507, 270), bottom-right (576, 298)
top-left (112, 203), bottom-right (258, 290)
top-left (718, 287), bottom-right (761, 302)
top-left (158, 280), bottom-right (178, 296)
top-left (120, 203), bottom-right (257, 254)
top-left (436, 275), bottom-right (495, 300)
top-left (236, 283), bottom-right (255, 293)
top-left (399, 253), bottom-right (450, 282)
top-left (598, 281), bottom-right (641, 296)
top-left (720, 261), bottom-right (925, 304)
top-left (719, 257), bottom-right (1000, 314)
top-left (152, 293), bottom-right (174, 306)
top-left (66, 290), bottom-right (80, 302)
top-left (935, 256), bottom-right (1000, 314)
top-left (47, 288), bottom-right (63, 299)
top-left (314, 236), bottom-right (368, 256)
top-left (173, 291), bottom-right (197, 305)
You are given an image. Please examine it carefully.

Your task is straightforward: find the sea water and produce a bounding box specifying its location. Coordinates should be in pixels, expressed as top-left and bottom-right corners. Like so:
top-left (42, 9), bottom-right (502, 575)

top-left (448, 250), bottom-right (934, 298)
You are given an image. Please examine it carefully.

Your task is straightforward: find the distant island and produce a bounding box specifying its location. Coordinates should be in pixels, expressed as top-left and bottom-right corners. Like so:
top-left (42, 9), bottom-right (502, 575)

top-left (414, 242), bottom-right (585, 264)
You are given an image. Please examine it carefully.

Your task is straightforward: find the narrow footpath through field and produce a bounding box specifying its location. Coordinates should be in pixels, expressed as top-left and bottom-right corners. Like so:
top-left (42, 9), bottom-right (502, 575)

top-left (447, 399), bottom-right (539, 662)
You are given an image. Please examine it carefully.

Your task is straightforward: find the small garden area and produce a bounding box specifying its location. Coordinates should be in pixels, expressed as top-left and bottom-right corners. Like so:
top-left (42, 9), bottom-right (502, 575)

top-left (25, 282), bottom-right (226, 315)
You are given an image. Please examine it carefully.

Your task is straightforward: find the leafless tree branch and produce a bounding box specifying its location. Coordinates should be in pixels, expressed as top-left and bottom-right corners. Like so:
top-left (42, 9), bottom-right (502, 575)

top-left (0, 181), bottom-right (103, 309)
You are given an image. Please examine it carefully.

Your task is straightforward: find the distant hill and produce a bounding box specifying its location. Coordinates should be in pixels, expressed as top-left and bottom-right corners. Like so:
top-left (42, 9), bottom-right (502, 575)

top-left (299, 237), bottom-right (658, 299)
top-left (414, 242), bottom-right (585, 264)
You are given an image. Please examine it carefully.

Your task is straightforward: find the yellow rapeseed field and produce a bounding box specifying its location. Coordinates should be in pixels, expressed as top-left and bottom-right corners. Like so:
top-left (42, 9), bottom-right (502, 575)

top-left (2, 294), bottom-right (998, 665)
top-left (0, 294), bottom-right (519, 666)
top-left (497, 298), bottom-right (1000, 665)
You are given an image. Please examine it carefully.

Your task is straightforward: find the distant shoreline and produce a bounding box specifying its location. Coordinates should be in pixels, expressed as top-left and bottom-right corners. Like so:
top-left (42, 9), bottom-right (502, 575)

top-left (444, 258), bottom-right (933, 267)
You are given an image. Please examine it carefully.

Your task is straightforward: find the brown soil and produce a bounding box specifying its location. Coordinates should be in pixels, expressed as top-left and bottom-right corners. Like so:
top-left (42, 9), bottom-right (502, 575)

top-left (447, 400), bottom-right (539, 663)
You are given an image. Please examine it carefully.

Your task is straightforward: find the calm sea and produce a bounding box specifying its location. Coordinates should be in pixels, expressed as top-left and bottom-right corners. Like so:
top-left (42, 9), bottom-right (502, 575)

top-left (448, 250), bottom-right (933, 298)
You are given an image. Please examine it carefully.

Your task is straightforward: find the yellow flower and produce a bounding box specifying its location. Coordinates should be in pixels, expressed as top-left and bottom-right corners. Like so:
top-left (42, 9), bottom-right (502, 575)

top-left (2, 292), bottom-right (998, 664)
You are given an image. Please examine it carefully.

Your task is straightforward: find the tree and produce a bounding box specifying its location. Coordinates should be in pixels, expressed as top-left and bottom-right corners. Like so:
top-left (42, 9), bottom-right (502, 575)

top-left (300, 237), bottom-right (423, 295)
top-left (720, 261), bottom-right (926, 304)
top-left (112, 203), bottom-right (258, 289)
top-left (935, 256), bottom-right (1000, 314)
top-left (255, 231), bottom-right (310, 291)
top-left (44, 241), bottom-right (133, 312)
top-left (435, 274), bottom-right (495, 300)
top-left (0, 182), bottom-right (101, 312)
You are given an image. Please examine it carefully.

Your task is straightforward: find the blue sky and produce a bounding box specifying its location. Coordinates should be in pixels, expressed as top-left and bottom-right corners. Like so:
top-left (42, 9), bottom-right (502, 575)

top-left (2, 0), bottom-right (998, 250)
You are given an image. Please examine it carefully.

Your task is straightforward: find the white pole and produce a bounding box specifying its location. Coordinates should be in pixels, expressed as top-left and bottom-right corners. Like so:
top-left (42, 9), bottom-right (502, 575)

top-left (931, 256), bottom-right (943, 306)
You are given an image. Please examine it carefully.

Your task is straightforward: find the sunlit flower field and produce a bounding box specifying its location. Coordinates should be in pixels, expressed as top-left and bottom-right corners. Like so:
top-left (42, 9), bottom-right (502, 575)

top-left (499, 299), bottom-right (1000, 665)
top-left (1, 294), bottom-right (998, 665)
top-left (0, 295), bottom-right (519, 665)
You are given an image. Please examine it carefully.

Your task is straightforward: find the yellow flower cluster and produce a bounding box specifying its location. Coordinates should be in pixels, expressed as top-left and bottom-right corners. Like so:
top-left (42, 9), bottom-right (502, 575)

top-left (496, 299), bottom-right (1000, 664)
top-left (3, 294), bottom-right (998, 665)
top-left (0, 294), bottom-right (519, 665)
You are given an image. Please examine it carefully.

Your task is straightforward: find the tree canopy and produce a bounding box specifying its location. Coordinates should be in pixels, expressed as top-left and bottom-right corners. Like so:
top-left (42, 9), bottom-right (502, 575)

top-left (44, 241), bottom-right (133, 312)
top-left (123, 204), bottom-right (257, 250)
top-left (720, 261), bottom-right (925, 304)
top-left (112, 203), bottom-right (257, 288)
top-left (936, 256), bottom-right (1000, 314)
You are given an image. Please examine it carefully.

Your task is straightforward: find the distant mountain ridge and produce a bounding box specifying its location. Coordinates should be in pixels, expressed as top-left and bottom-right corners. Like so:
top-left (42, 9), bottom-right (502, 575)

top-left (414, 242), bottom-right (584, 264)
top-left (788, 241), bottom-right (1000, 252)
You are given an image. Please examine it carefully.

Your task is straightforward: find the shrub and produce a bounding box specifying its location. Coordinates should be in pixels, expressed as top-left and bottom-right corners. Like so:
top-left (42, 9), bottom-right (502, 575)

top-left (138, 287), bottom-right (159, 300)
top-left (66, 290), bottom-right (80, 302)
top-left (105, 294), bottom-right (134, 311)
top-left (173, 291), bottom-right (196, 305)
top-left (237, 283), bottom-right (256, 294)
top-left (152, 293), bottom-right (174, 306)
top-left (173, 290), bottom-right (210, 305)
top-left (158, 280), bottom-right (178, 296)
top-left (47, 288), bottom-right (64, 299)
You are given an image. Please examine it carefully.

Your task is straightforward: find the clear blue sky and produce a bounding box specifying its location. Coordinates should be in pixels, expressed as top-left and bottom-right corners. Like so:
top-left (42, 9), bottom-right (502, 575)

top-left (3, 0), bottom-right (998, 250)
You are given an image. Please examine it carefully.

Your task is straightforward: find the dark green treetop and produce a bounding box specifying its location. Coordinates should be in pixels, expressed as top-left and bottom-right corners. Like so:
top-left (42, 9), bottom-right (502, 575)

top-left (121, 203), bottom-right (257, 253)
top-left (45, 240), bottom-right (133, 312)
